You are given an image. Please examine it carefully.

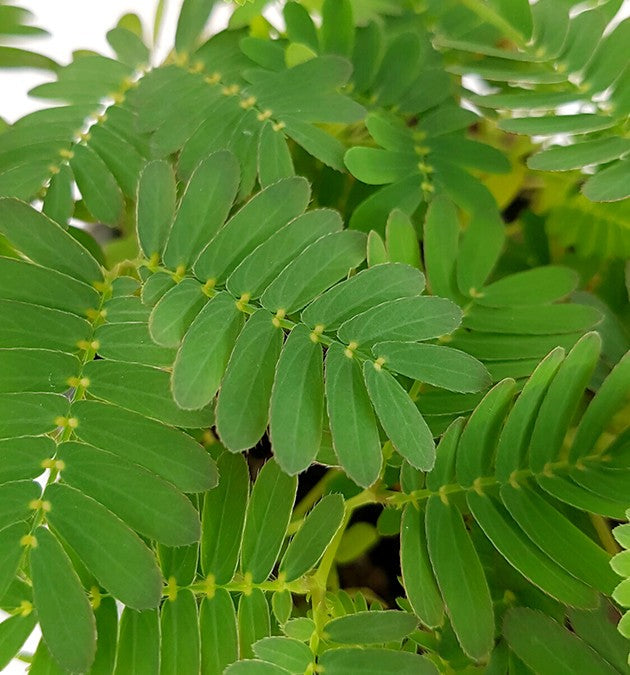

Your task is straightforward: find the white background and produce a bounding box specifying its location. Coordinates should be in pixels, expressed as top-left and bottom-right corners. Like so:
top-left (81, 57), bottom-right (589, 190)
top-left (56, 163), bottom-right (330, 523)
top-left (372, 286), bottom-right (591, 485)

top-left (1, 0), bottom-right (629, 672)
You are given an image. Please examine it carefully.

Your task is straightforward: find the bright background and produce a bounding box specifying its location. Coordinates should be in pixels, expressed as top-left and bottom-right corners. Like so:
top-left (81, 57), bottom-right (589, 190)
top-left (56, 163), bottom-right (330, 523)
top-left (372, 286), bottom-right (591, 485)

top-left (1, 0), bottom-right (629, 672)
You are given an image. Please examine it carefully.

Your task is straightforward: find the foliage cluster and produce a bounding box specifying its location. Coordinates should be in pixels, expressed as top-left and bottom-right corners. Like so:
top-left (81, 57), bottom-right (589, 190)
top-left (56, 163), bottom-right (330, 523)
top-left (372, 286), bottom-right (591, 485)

top-left (0, 0), bottom-right (629, 673)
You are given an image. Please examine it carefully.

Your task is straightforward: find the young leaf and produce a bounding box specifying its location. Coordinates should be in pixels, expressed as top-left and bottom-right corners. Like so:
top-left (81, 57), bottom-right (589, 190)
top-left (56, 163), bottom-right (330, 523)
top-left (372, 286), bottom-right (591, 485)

top-left (227, 209), bottom-right (342, 300)
top-left (363, 362), bottom-right (435, 471)
top-left (253, 636), bottom-right (313, 674)
top-left (0, 198), bottom-right (102, 283)
top-left (200, 590), bottom-right (239, 675)
top-left (373, 342), bottom-right (491, 393)
top-left (324, 610), bottom-right (417, 644)
top-left (83, 359), bottom-right (214, 428)
top-left (194, 177), bottom-right (310, 283)
top-left (325, 343), bottom-right (382, 487)
top-left (114, 608), bottom-right (160, 675)
top-left (148, 278), bottom-right (208, 348)
top-left (238, 589), bottom-right (271, 659)
top-left (280, 493), bottom-right (344, 581)
top-left (201, 452), bottom-right (249, 584)
top-left (337, 297), bottom-right (462, 346)
top-left (400, 505), bottom-right (444, 628)
top-left (261, 231), bottom-right (367, 314)
top-left (270, 324), bottom-right (325, 475)
top-left (504, 608), bottom-right (618, 675)
top-left (160, 589), bottom-right (200, 675)
top-left (301, 263), bottom-right (425, 331)
top-left (136, 159), bottom-right (176, 259)
top-left (162, 151), bottom-right (240, 271)
top-left (31, 526), bottom-right (96, 673)
top-left (241, 460), bottom-right (297, 583)
top-left (57, 441), bottom-right (201, 546)
top-left (171, 291), bottom-right (244, 410)
top-left (318, 647), bottom-right (439, 675)
top-left (70, 143), bottom-right (123, 224)
top-left (71, 400), bottom-right (218, 493)
top-left (217, 309), bottom-right (283, 452)
top-left (45, 483), bottom-right (163, 610)
top-left (500, 483), bottom-right (618, 594)
top-left (426, 495), bottom-right (494, 661)
top-left (466, 492), bottom-right (598, 608)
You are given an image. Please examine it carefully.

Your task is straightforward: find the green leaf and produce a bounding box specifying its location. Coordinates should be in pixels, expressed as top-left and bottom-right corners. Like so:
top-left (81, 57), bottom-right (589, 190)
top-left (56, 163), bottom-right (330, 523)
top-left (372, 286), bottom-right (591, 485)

top-left (91, 596), bottom-right (118, 675)
top-left (448, 331), bottom-right (582, 361)
top-left (0, 522), bottom-right (28, 599)
top-left (363, 362), bottom-right (435, 471)
top-left (336, 522), bottom-right (379, 564)
top-left (386, 210), bottom-right (421, 269)
top-left (162, 151), bottom-right (240, 271)
top-left (269, 324), bottom-right (325, 475)
top-left (225, 660), bottom-right (290, 674)
top-left (114, 608), bottom-right (159, 675)
top-left (0, 300), bottom-right (91, 352)
top-left (194, 177), bottom-right (310, 284)
top-left (284, 2), bottom-right (319, 51)
top-left (423, 197), bottom-right (461, 301)
top-left (494, 348), bottom-right (565, 482)
top-left (257, 121), bottom-right (295, 188)
top-left (344, 147), bottom-right (418, 185)
top-left (141, 272), bottom-right (175, 306)
top-left (0, 392), bottom-right (68, 438)
top-left (172, 291), bottom-right (244, 410)
top-left (426, 495), bottom-right (494, 661)
top-left (463, 304), bottom-right (602, 335)
top-left (31, 526), bottom-right (96, 673)
top-left (280, 494), bottom-right (345, 581)
top-left (136, 159), bottom-right (177, 259)
top-left (253, 636), bottom-right (312, 673)
top-left (529, 332), bottom-right (600, 473)
top-left (227, 209), bottom-right (342, 300)
top-left (201, 452), bottom-right (249, 584)
top-left (148, 278), bottom-right (208, 348)
top-left (537, 474), bottom-right (628, 520)
top-left (301, 263), bottom-right (425, 331)
top-left (0, 480), bottom-right (40, 529)
top-left (0, 613), bottom-right (37, 672)
top-left (321, 0), bottom-right (354, 56)
top-left (241, 460), bottom-right (297, 583)
top-left (456, 209), bottom-right (504, 297)
top-left (272, 590), bottom-right (292, 626)
top-left (57, 441), bottom-right (201, 546)
top-left (95, 322), bottom-right (177, 367)
top-left (367, 231), bottom-right (387, 267)
top-left (571, 351), bottom-right (630, 461)
top-left (325, 343), bottom-right (382, 487)
top-left (499, 114), bottom-right (615, 136)
top-left (400, 505), bottom-right (444, 628)
top-left (175, 0), bottom-right (217, 53)
top-left (0, 198), bottom-right (102, 283)
top-left (71, 400), bottom-right (218, 493)
top-left (504, 608), bottom-right (618, 675)
top-left (160, 590), bottom-right (200, 675)
top-left (83, 359), bottom-right (214, 428)
top-left (200, 590), bottom-right (239, 675)
top-left (261, 231), bottom-right (367, 314)
top-left (477, 266), bottom-right (578, 307)
top-left (0, 256), bottom-right (100, 316)
top-left (217, 310), bottom-right (283, 451)
top-left (337, 297), bottom-right (462, 347)
top-left (500, 483), bottom-right (618, 594)
top-left (70, 144), bottom-right (123, 224)
top-left (318, 647), bottom-right (439, 675)
top-left (455, 378), bottom-right (515, 487)
top-left (0, 348), bottom-right (79, 393)
top-left (325, 610), bottom-right (417, 644)
top-left (528, 137), bottom-right (630, 172)
top-left (238, 588), bottom-right (271, 659)
top-left (582, 159), bottom-right (630, 202)
top-left (45, 483), bottom-right (163, 610)
top-left (373, 342), bottom-right (491, 393)
top-left (158, 543), bottom-right (198, 588)
top-left (467, 492), bottom-right (598, 608)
